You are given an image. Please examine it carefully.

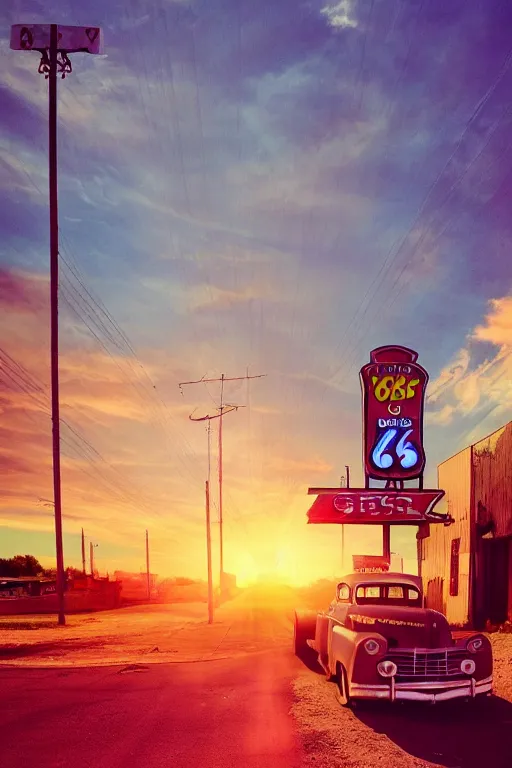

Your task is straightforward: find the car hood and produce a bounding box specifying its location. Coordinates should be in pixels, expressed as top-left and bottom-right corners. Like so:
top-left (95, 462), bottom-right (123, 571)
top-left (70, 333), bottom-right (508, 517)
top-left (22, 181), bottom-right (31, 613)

top-left (346, 604), bottom-right (452, 648)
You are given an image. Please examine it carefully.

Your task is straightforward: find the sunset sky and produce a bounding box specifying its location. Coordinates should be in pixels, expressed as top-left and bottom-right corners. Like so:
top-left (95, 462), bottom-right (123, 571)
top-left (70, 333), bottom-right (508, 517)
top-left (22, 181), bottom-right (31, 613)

top-left (1, 0), bottom-right (511, 586)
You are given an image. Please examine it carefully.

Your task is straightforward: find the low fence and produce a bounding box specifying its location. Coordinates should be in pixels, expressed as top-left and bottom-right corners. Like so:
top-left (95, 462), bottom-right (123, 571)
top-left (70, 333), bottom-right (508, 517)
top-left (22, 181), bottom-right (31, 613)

top-left (0, 588), bottom-right (121, 615)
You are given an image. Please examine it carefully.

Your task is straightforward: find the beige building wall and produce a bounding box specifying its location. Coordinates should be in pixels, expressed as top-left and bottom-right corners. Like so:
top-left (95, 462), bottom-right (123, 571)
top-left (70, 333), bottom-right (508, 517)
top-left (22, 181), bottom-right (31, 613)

top-left (421, 447), bottom-right (472, 626)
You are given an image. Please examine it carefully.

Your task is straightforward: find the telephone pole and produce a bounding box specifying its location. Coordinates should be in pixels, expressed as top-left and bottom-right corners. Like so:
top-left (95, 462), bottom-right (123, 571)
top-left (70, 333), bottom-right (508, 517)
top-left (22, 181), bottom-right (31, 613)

top-left (81, 528), bottom-right (86, 575)
top-left (145, 529), bottom-right (151, 601)
top-left (89, 542), bottom-right (98, 576)
top-left (205, 480), bottom-right (214, 623)
top-left (179, 371), bottom-right (266, 589)
top-left (10, 23), bottom-right (103, 626)
top-left (188, 404), bottom-right (244, 589)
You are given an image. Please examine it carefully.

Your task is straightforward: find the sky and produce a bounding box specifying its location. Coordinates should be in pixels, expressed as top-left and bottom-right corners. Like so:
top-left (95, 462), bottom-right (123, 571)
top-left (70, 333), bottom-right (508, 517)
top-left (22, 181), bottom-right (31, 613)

top-left (1, 0), bottom-right (511, 586)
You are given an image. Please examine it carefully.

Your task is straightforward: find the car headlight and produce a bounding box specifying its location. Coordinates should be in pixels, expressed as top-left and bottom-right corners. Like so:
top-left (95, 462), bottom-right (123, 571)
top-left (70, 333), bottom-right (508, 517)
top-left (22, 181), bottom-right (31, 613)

top-left (461, 659), bottom-right (476, 675)
top-left (363, 638), bottom-right (380, 655)
top-left (467, 637), bottom-right (484, 653)
top-left (377, 660), bottom-right (397, 677)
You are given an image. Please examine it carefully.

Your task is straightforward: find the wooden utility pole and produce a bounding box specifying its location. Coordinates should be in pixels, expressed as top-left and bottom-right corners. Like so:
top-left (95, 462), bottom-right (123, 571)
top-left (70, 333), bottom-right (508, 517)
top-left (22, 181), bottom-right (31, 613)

top-left (11, 22), bottom-right (103, 627)
top-left (145, 529), bottom-right (151, 601)
top-left (89, 541), bottom-right (98, 576)
top-left (179, 371), bottom-right (266, 590)
top-left (81, 528), bottom-right (86, 574)
top-left (205, 480), bottom-right (214, 623)
top-left (47, 24), bottom-right (65, 627)
top-left (218, 374), bottom-right (225, 584)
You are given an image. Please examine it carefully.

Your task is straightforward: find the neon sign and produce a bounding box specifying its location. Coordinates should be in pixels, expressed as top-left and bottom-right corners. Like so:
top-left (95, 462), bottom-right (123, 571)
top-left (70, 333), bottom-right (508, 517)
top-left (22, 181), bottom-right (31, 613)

top-left (360, 346), bottom-right (428, 482)
top-left (307, 489), bottom-right (446, 524)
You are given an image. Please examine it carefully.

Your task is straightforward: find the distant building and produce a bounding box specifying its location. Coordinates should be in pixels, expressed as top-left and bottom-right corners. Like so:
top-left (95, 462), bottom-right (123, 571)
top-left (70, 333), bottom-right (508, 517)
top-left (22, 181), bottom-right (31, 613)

top-left (0, 577), bottom-right (56, 598)
top-left (113, 571), bottom-right (157, 601)
top-left (421, 421), bottom-right (512, 628)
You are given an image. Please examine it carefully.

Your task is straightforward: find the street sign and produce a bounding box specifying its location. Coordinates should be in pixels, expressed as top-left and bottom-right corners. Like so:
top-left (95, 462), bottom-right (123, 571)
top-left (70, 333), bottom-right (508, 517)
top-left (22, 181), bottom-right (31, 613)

top-left (307, 489), bottom-right (447, 524)
top-left (360, 345), bottom-right (428, 482)
top-left (10, 24), bottom-right (102, 54)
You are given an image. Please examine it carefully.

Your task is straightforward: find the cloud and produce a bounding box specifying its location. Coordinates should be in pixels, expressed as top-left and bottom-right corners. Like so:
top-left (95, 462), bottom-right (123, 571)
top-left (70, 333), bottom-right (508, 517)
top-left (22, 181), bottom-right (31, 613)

top-left (472, 296), bottom-right (512, 345)
top-left (321, 1), bottom-right (358, 30)
top-left (0, 268), bottom-right (48, 312)
top-left (428, 348), bottom-right (471, 404)
top-left (427, 296), bottom-right (512, 429)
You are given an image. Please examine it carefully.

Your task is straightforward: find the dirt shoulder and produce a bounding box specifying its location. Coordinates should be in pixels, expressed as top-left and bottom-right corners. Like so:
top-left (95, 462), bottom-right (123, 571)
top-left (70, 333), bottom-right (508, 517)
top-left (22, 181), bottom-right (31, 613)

top-left (0, 585), bottom-right (296, 667)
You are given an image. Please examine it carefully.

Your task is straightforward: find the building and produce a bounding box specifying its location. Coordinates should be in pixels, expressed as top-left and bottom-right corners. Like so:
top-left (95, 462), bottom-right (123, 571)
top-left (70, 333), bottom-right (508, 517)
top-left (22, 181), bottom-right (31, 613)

top-left (113, 571), bottom-right (157, 601)
top-left (0, 577), bottom-right (56, 598)
top-left (420, 421), bottom-right (512, 629)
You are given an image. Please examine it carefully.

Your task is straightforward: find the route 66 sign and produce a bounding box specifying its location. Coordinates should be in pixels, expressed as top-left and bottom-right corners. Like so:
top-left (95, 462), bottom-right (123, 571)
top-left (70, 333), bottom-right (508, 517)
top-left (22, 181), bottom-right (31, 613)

top-left (360, 345), bottom-right (428, 482)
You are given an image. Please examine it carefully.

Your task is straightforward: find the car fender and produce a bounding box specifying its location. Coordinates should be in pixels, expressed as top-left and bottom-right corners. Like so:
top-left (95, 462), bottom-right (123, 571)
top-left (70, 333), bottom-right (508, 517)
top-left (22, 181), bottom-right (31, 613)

top-left (452, 632), bottom-right (493, 680)
top-left (329, 624), bottom-right (387, 680)
top-left (315, 612), bottom-right (331, 660)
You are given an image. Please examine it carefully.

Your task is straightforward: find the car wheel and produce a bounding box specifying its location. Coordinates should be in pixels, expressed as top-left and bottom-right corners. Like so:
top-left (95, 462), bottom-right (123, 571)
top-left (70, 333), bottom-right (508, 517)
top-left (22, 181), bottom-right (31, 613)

top-left (335, 664), bottom-right (351, 707)
top-left (293, 611), bottom-right (316, 659)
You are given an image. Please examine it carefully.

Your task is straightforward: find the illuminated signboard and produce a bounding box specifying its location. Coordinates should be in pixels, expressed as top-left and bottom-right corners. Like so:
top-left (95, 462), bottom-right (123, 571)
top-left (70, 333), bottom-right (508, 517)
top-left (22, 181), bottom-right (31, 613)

top-left (307, 489), bottom-right (446, 524)
top-left (360, 345), bottom-right (428, 482)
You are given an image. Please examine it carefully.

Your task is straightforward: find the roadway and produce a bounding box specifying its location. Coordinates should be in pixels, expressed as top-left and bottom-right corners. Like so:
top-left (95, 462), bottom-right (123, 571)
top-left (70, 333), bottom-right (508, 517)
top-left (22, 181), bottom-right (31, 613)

top-left (2, 584), bottom-right (512, 768)
top-left (0, 650), bottom-right (303, 768)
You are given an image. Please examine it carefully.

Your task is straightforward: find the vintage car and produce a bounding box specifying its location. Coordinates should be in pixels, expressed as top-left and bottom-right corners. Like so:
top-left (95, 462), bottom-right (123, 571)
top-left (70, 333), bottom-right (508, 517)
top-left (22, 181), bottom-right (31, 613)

top-left (294, 572), bottom-right (493, 705)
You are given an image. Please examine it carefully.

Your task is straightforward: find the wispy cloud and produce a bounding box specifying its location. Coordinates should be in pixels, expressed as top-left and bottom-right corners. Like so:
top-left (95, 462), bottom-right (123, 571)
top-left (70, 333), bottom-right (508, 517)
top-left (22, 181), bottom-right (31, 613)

top-left (427, 296), bottom-right (512, 432)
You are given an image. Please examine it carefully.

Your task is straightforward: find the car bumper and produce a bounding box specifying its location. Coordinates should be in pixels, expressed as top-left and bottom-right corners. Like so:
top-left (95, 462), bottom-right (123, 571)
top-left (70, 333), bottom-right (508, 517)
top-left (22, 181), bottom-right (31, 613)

top-left (349, 675), bottom-right (493, 703)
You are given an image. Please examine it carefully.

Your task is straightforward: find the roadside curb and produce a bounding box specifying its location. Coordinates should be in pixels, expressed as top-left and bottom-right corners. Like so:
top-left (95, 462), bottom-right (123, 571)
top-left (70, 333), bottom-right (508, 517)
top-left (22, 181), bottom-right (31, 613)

top-left (0, 646), bottom-right (283, 670)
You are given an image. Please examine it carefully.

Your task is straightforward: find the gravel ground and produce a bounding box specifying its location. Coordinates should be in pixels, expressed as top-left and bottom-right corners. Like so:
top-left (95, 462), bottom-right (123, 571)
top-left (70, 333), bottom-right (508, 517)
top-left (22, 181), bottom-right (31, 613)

top-left (291, 634), bottom-right (512, 768)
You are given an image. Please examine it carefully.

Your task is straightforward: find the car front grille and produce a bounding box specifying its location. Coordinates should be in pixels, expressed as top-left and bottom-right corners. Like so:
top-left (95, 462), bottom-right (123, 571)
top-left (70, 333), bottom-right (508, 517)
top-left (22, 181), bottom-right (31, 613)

top-left (387, 649), bottom-right (467, 680)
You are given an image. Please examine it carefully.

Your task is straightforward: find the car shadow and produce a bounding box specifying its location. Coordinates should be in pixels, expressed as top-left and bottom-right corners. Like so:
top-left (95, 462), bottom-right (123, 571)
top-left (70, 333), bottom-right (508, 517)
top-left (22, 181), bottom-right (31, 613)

top-left (295, 646), bottom-right (323, 674)
top-left (354, 694), bottom-right (512, 768)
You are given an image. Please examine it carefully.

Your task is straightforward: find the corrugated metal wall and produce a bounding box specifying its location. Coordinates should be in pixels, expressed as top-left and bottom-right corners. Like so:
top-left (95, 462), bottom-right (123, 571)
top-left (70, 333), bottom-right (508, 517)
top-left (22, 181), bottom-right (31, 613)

top-left (473, 422), bottom-right (512, 538)
top-left (472, 422), bottom-right (512, 626)
top-left (421, 447), bottom-right (472, 626)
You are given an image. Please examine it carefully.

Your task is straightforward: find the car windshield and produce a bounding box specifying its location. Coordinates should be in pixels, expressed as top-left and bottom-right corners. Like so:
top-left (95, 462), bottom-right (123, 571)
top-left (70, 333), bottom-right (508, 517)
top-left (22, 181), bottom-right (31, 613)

top-left (354, 583), bottom-right (421, 607)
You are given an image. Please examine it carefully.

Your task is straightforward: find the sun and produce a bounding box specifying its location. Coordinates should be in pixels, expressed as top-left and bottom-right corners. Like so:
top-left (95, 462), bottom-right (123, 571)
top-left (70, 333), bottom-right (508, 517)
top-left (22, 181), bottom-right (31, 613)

top-left (235, 552), bottom-right (260, 587)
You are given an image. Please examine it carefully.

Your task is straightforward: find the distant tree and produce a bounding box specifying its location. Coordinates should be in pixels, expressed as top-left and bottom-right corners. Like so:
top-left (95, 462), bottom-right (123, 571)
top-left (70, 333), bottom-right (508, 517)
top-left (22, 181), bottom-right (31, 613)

top-left (0, 554), bottom-right (45, 577)
top-left (65, 567), bottom-right (84, 579)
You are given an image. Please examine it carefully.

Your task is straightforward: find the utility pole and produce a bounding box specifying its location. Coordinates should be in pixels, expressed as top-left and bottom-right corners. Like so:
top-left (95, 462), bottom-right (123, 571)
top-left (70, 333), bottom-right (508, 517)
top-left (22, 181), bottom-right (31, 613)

top-left (81, 528), bottom-right (86, 575)
top-left (145, 529), bottom-right (151, 601)
top-left (90, 542), bottom-right (98, 576)
top-left (218, 374), bottom-right (225, 584)
top-left (188, 404), bottom-right (242, 590)
top-left (10, 23), bottom-right (102, 627)
top-left (179, 371), bottom-right (266, 590)
top-left (205, 480), bottom-right (214, 623)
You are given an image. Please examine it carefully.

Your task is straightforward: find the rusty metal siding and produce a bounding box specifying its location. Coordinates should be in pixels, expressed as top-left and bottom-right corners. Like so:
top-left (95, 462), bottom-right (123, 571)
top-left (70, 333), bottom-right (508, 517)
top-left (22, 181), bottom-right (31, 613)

top-left (472, 422), bottom-right (512, 538)
top-left (421, 448), bottom-right (471, 626)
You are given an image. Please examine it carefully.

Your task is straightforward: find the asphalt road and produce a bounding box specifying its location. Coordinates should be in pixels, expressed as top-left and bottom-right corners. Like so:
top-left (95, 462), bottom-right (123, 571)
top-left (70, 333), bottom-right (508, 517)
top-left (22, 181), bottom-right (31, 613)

top-left (0, 650), bottom-right (303, 768)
